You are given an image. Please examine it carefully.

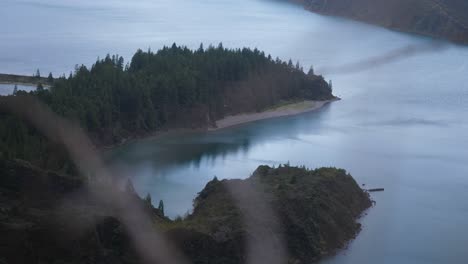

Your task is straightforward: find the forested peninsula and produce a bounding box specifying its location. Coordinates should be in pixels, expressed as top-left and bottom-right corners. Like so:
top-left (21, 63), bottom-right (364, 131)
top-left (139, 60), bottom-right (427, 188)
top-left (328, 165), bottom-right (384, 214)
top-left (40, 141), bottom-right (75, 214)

top-left (0, 44), bottom-right (334, 172)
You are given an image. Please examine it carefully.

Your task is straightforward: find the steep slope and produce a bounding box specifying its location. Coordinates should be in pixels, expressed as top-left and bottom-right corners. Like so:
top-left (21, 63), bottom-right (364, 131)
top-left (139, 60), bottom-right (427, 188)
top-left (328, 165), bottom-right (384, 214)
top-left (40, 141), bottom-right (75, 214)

top-left (294, 0), bottom-right (468, 44)
top-left (0, 158), bottom-right (168, 264)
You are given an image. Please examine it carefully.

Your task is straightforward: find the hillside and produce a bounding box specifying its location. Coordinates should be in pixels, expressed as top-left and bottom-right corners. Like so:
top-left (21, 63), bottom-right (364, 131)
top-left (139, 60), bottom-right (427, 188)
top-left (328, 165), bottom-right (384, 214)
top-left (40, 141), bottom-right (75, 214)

top-left (293, 0), bottom-right (468, 44)
top-left (177, 165), bottom-right (372, 263)
top-left (0, 159), bottom-right (371, 264)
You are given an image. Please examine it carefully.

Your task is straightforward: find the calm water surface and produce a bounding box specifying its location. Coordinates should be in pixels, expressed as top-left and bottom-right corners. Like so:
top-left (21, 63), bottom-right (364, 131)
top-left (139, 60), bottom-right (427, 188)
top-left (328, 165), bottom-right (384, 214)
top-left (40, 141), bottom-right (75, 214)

top-left (2, 0), bottom-right (468, 263)
top-left (0, 83), bottom-right (36, 95)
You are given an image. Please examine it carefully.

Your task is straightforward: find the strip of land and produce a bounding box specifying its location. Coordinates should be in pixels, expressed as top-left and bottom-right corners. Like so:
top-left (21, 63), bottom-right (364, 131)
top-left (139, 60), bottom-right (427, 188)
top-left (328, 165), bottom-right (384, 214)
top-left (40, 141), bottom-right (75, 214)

top-left (212, 98), bottom-right (338, 130)
top-left (0, 73), bottom-right (52, 87)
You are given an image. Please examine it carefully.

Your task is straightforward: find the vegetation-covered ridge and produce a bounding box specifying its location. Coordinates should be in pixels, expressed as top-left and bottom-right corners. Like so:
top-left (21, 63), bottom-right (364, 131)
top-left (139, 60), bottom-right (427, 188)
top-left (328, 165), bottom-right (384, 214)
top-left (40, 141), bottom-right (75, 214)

top-left (293, 0), bottom-right (468, 44)
top-left (0, 159), bottom-right (371, 264)
top-left (177, 164), bottom-right (372, 263)
top-left (0, 44), bottom-right (334, 172)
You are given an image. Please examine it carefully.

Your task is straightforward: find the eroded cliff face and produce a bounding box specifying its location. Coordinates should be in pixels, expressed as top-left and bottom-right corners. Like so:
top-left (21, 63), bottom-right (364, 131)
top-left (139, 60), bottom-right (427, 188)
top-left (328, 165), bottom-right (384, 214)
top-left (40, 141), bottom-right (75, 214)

top-left (295, 0), bottom-right (468, 44)
top-left (0, 159), bottom-right (371, 264)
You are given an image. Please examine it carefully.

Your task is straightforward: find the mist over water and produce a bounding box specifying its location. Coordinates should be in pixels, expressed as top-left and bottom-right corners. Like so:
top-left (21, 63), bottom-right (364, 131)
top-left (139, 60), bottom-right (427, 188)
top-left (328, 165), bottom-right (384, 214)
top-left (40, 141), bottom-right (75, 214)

top-left (3, 0), bottom-right (468, 263)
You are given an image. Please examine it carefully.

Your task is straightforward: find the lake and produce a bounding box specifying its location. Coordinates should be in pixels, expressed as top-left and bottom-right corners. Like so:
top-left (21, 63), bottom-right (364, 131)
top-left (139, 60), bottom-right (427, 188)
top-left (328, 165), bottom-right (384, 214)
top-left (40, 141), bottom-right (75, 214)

top-left (0, 83), bottom-right (36, 95)
top-left (2, 0), bottom-right (468, 263)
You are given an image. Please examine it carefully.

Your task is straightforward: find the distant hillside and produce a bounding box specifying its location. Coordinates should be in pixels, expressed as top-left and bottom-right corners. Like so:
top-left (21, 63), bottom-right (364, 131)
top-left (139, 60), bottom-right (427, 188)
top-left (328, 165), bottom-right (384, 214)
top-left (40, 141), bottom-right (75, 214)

top-left (293, 0), bottom-right (468, 44)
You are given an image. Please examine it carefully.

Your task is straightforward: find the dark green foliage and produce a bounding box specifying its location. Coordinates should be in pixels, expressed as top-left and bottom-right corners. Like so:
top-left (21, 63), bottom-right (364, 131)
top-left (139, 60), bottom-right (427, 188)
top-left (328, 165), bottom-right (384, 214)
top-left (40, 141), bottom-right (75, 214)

top-left (0, 158), bottom-right (369, 264)
top-left (144, 193), bottom-right (152, 205)
top-left (0, 44), bottom-right (333, 172)
top-left (308, 65), bottom-right (314, 76)
top-left (0, 159), bottom-right (160, 264)
top-left (183, 165), bottom-right (372, 263)
top-left (36, 83), bottom-right (44, 91)
top-left (158, 200), bottom-right (165, 216)
top-left (289, 174), bottom-right (297, 184)
top-left (47, 72), bottom-right (54, 83)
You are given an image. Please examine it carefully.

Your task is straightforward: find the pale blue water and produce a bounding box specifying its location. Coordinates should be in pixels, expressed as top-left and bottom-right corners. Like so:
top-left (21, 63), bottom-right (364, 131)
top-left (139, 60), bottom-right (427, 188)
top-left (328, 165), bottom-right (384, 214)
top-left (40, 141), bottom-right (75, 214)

top-left (0, 83), bottom-right (36, 95)
top-left (2, 0), bottom-right (468, 263)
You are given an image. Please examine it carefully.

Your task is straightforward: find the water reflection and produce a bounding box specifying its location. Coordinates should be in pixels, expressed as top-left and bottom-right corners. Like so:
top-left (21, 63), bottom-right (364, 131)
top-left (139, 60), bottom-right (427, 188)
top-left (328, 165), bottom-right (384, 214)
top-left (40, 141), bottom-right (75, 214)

top-left (0, 83), bottom-right (36, 96)
top-left (4, 0), bottom-right (468, 262)
top-left (107, 104), bottom-right (333, 217)
top-left (109, 104), bottom-right (332, 170)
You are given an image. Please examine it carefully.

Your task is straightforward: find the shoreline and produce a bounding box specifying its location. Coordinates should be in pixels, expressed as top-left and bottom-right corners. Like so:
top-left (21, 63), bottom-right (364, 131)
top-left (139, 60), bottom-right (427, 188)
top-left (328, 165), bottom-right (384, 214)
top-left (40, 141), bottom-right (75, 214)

top-left (0, 81), bottom-right (51, 87)
top-left (210, 98), bottom-right (339, 130)
top-left (0, 73), bottom-right (52, 87)
top-left (102, 98), bottom-right (339, 151)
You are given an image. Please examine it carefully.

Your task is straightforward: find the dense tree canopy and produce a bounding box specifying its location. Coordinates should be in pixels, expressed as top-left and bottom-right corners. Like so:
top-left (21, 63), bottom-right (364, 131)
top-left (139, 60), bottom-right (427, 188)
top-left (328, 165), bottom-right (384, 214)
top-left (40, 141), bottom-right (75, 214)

top-left (0, 44), bottom-right (332, 172)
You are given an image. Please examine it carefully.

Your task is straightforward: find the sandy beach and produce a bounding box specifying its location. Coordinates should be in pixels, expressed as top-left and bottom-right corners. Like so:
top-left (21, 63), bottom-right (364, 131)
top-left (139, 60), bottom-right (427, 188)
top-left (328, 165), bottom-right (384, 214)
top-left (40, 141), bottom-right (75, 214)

top-left (100, 99), bottom-right (338, 150)
top-left (211, 99), bottom-right (338, 130)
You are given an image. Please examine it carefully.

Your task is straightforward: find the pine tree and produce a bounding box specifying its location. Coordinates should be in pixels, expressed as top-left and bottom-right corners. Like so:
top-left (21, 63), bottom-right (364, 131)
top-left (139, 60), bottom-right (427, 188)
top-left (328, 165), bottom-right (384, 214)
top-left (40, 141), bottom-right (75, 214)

top-left (290, 175), bottom-right (297, 184)
top-left (308, 66), bottom-right (314, 76)
top-left (47, 72), bottom-right (54, 83)
top-left (144, 193), bottom-right (152, 205)
top-left (36, 83), bottom-right (44, 92)
top-left (158, 200), bottom-right (165, 216)
top-left (13, 84), bottom-right (18, 95)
